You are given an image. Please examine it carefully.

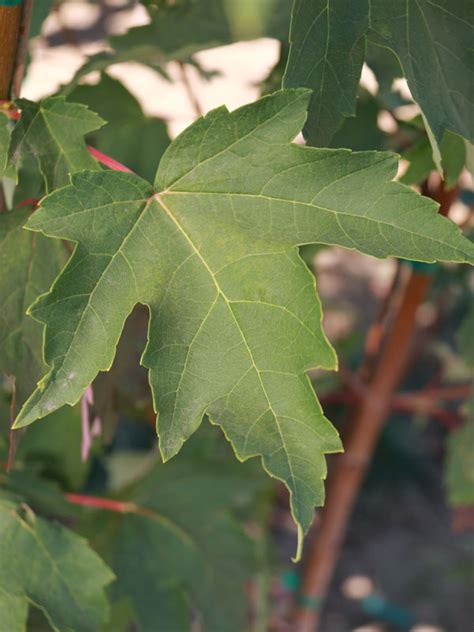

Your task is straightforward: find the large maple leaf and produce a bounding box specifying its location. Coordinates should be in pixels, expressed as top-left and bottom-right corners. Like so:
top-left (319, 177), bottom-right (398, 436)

top-left (13, 90), bottom-right (474, 554)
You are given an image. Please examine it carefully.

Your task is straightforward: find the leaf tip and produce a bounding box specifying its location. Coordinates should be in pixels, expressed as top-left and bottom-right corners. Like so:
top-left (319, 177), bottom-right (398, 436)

top-left (292, 523), bottom-right (304, 563)
top-left (11, 413), bottom-right (30, 430)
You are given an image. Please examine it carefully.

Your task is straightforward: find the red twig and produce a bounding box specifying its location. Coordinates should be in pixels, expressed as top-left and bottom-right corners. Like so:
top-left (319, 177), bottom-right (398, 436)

top-left (0, 100), bottom-right (20, 119)
top-left (65, 492), bottom-right (155, 520)
top-left (65, 493), bottom-right (136, 513)
top-left (0, 104), bottom-right (133, 173)
top-left (87, 146), bottom-right (133, 173)
top-left (321, 380), bottom-right (470, 429)
top-left (16, 197), bottom-right (40, 209)
top-left (359, 260), bottom-right (404, 382)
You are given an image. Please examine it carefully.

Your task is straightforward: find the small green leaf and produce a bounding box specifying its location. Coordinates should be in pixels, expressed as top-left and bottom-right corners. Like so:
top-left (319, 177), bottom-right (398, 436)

top-left (401, 130), bottom-right (466, 189)
top-left (13, 90), bottom-right (474, 551)
top-left (9, 96), bottom-right (104, 191)
top-left (328, 89), bottom-right (388, 152)
top-left (69, 73), bottom-right (170, 183)
top-left (0, 499), bottom-right (114, 632)
top-left (444, 305), bottom-right (474, 507)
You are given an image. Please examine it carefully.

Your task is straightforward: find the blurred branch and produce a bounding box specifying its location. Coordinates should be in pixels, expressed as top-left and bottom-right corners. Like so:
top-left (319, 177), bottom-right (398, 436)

top-left (178, 61), bottom-right (203, 118)
top-left (323, 361), bottom-right (469, 432)
top-left (358, 260), bottom-right (404, 382)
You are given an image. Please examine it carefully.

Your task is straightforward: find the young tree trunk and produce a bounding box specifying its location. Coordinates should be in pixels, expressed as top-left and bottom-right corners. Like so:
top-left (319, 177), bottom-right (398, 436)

top-left (0, 1), bottom-right (26, 99)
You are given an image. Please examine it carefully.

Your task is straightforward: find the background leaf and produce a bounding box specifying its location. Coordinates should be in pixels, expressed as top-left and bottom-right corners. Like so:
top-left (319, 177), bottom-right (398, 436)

top-left (107, 449), bottom-right (262, 631)
top-left (401, 130), bottom-right (466, 189)
top-left (0, 208), bottom-right (67, 412)
top-left (9, 97), bottom-right (104, 191)
top-left (66, 0), bottom-right (292, 91)
top-left (369, 0), bottom-right (474, 146)
top-left (284, 0), bottom-right (474, 152)
top-left (69, 73), bottom-right (170, 183)
top-left (0, 499), bottom-right (114, 632)
top-left (16, 404), bottom-right (90, 490)
top-left (283, 0), bottom-right (368, 146)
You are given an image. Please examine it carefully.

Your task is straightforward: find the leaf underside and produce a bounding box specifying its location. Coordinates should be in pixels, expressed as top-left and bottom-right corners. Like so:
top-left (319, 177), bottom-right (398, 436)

top-left (284, 0), bottom-right (474, 149)
top-left (13, 90), bottom-right (474, 550)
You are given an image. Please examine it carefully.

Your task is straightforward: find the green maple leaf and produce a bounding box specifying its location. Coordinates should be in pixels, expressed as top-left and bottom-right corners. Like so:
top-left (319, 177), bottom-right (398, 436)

top-left (284, 0), bottom-right (368, 147)
top-left (401, 129), bottom-right (466, 189)
top-left (284, 0), bottom-right (474, 151)
top-left (0, 208), bottom-right (67, 412)
top-left (69, 73), bottom-right (171, 183)
top-left (0, 499), bottom-right (114, 632)
top-left (13, 90), bottom-right (474, 555)
top-left (8, 96), bottom-right (104, 191)
top-left (106, 444), bottom-right (263, 632)
top-left (16, 404), bottom-right (90, 491)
